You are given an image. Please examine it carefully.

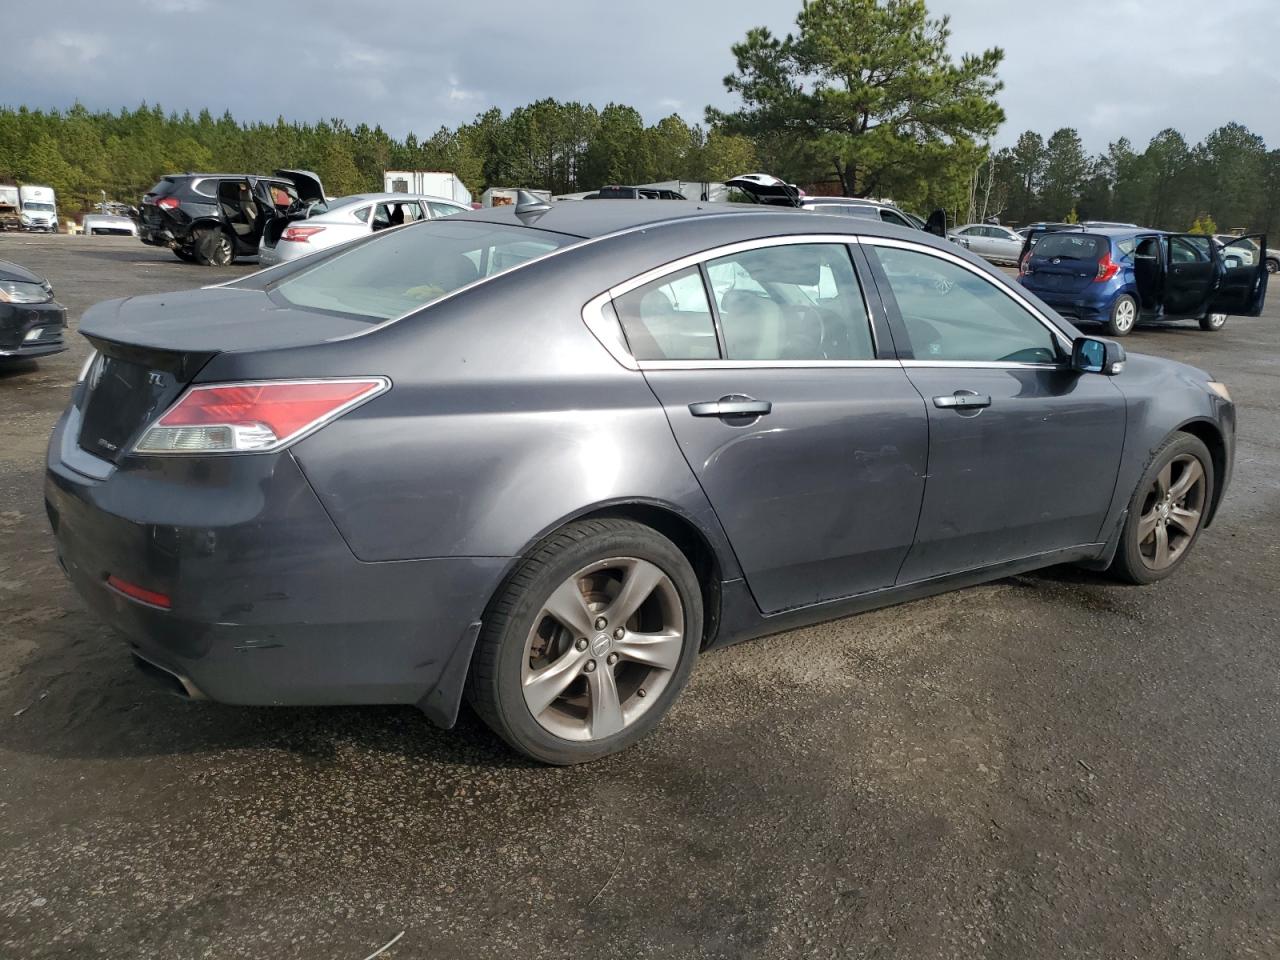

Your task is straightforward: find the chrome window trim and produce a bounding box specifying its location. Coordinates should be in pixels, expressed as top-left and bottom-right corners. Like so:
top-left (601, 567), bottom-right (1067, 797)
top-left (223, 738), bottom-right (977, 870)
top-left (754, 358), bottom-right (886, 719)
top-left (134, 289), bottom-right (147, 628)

top-left (859, 235), bottom-right (1074, 353)
top-left (580, 233), bottom-right (883, 369)
top-left (900, 360), bottom-right (1063, 370)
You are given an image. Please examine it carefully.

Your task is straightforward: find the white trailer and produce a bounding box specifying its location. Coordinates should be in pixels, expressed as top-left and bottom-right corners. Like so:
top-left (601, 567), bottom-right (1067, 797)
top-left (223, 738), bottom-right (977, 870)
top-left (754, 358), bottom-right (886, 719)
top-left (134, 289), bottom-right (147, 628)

top-left (0, 185), bottom-right (19, 230)
top-left (382, 170), bottom-right (472, 206)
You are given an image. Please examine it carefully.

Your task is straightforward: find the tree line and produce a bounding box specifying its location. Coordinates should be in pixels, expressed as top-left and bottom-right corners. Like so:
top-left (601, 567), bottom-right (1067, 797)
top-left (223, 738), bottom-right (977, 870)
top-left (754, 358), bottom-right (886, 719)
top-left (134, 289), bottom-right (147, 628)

top-left (0, 101), bottom-right (756, 216)
top-left (0, 0), bottom-right (1276, 237)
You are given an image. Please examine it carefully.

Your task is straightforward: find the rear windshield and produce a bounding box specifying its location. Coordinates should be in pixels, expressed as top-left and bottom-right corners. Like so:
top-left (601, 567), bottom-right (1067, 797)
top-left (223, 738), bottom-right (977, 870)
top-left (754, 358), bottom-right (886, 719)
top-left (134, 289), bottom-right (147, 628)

top-left (271, 219), bottom-right (578, 320)
top-left (1034, 234), bottom-right (1104, 260)
top-left (146, 178), bottom-right (179, 196)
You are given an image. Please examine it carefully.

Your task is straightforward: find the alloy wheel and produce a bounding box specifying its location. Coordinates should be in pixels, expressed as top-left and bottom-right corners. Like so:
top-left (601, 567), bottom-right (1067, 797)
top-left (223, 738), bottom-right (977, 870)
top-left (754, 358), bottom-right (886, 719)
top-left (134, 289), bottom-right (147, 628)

top-left (521, 557), bottom-right (684, 741)
top-left (1136, 454), bottom-right (1206, 570)
top-left (1114, 298), bottom-right (1136, 332)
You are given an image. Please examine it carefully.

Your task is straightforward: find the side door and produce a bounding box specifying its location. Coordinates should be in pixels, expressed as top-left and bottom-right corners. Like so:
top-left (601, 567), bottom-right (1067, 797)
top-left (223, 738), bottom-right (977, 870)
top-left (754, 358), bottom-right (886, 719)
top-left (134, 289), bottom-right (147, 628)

top-left (603, 239), bottom-right (929, 614)
top-left (1209, 234), bottom-right (1268, 317)
top-left (1163, 234), bottom-right (1217, 317)
top-left (861, 238), bottom-right (1127, 583)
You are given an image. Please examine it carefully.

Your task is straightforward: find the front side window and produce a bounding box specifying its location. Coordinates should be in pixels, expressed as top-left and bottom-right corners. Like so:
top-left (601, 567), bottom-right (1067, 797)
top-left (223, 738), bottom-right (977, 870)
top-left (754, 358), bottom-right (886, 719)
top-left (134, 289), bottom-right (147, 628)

top-left (1171, 235), bottom-right (1210, 263)
top-left (428, 201), bottom-right (466, 218)
top-left (879, 209), bottom-right (912, 229)
top-left (705, 244), bottom-right (875, 360)
top-left (870, 244), bottom-right (1060, 364)
top-left (612, 267), bottom-right (718, 361)
top-left (271, 219), bottom-right (576, 320)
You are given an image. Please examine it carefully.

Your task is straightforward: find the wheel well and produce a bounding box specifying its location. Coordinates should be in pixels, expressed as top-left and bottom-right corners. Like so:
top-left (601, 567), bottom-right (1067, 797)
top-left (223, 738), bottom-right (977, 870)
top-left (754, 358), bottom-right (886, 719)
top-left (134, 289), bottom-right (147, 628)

top-left (576, 503), bottom-right (724, 649)
top-left (1177, 421), bottom-right (1227, 524)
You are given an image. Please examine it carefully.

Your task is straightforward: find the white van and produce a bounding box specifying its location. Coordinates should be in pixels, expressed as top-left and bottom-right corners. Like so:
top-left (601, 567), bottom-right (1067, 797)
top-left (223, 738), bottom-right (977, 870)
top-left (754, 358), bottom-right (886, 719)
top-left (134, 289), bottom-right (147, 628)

top-left (19, 185), bottom-right (58, 232)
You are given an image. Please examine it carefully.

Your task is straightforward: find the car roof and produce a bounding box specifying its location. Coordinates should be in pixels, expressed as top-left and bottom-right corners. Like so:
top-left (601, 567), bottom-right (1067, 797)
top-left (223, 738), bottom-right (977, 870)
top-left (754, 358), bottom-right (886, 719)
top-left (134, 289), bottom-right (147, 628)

top-left (327, 193), bottom-right (467, 206)
top-left (442, 200), bottom-right (970, 261)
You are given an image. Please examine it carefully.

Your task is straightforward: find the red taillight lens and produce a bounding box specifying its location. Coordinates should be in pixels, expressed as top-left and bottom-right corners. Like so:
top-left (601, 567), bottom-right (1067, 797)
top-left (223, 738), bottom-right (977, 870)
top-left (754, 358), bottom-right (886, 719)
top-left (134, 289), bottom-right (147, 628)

top-left (282, 225), bottom-right (326, 243)
top-left (106, 575), bottom-right (171, 609)
top-left (134, 378), bottom-right (389, 454)
top-left (155, 196), bottom-right (180, 211)
top-left (1094, 251), bottom-right (1120, 282)
top-left (1019, 253), bottom-right (1031, 276)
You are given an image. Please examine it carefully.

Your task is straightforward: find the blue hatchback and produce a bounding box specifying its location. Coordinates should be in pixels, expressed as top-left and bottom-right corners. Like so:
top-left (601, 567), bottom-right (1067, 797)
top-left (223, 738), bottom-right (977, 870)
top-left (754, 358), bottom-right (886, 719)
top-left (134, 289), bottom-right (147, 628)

top-left (1018, 228), bottom-right (1268, 335)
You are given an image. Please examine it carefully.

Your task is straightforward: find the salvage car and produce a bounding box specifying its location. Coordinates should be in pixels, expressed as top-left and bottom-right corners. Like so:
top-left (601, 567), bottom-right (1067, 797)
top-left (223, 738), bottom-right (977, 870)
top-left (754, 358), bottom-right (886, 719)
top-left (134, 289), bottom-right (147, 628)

top-left (724, 174), bottom-right (950, 237)
top-left (81, 214), bottom-right (139, 238)
top-left (259, 192), bottom-right (468, 266)
top-left (1019, 228), bottom-right (1268, 335)
top-left (0, 259), bottom-right (66, 362)
top-left (139, 170), bottom-right (324, 266)
top-left (48, 200), bottom-right (1236, 764)
top-left (949, 223), bottom-right (1024, 263)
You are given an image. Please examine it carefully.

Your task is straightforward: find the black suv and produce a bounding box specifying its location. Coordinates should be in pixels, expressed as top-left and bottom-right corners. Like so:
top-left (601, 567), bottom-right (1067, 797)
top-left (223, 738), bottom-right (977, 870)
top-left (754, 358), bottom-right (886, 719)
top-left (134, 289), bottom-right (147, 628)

top-left (139, 170), bottom-right (324, 266)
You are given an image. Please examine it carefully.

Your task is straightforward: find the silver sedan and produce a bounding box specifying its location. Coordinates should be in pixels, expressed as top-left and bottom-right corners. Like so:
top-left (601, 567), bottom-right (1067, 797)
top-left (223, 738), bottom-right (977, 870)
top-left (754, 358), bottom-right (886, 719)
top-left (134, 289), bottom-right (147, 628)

top-left (259, 192), bottom-right (469, 265)
top-left (948, 223), bottom-right (1024, 264)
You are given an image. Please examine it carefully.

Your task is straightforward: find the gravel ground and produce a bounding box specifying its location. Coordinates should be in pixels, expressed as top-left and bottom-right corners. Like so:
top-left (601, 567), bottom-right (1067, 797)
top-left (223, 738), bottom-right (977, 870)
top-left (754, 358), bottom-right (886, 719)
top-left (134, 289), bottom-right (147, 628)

top-left (1, 235), bottom-right (1277, 959)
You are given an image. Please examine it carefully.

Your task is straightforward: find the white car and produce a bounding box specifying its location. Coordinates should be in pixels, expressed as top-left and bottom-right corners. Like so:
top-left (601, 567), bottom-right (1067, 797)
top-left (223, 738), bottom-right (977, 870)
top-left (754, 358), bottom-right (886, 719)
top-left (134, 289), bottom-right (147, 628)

top-left (259, 192), bottom-right (470, 265)
top-left (948, 223), bottom-right (1024, 264)
top-left (81, 214), bottom-right (139, 237)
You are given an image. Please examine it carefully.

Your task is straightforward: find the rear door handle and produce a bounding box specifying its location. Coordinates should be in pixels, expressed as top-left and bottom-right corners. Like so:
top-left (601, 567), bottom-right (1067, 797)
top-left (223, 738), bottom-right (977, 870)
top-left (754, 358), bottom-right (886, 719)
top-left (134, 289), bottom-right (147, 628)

top-left (689, 398), bottom-right (773, 418)
top-left (933, 392), bottom-right (991, 410)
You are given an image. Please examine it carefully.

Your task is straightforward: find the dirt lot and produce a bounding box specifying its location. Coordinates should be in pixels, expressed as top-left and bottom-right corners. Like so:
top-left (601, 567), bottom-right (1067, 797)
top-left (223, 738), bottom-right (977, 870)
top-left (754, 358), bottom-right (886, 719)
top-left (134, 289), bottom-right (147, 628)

top-left (2, 234), bottom-right (1278, 959)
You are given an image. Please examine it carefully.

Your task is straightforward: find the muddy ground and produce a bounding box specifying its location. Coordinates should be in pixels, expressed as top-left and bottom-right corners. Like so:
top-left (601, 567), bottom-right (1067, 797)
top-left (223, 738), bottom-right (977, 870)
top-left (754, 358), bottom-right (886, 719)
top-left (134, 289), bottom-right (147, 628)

top-left (1, 235), bottom-right (1277, 958)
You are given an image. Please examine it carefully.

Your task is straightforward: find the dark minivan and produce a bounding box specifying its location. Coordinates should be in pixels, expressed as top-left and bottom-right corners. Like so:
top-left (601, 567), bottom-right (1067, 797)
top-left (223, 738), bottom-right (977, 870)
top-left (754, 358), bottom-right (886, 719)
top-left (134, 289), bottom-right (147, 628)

top-left (139, 170), bottom-right (324, 266)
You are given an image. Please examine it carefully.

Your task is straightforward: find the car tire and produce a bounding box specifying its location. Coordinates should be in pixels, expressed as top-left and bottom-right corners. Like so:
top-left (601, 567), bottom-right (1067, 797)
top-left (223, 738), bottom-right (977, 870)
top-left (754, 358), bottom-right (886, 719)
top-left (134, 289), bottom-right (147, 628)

top-left (172, 247), bottom-right (197, 263)
top-left (467, 518), bottom-right (702, 765)
top-left (1199, 313), bottom-right (1228, 331)
top-left (1266, 257), bottom-right (1278, 275)
top-left (1105, 294), bottom-right (1138, 337)
top-left (1109, 433), bottom-right (1214, 585)
top-left (194, 228), bottom-right (234, 267)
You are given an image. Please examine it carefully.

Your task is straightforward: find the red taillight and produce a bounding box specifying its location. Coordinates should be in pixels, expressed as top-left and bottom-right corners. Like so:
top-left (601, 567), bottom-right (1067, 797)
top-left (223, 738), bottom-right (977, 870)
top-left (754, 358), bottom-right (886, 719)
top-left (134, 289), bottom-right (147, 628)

top-left (1094, 251), bottom-right (1120, 282)
top-left (155, 196), bottom-right (180, 211)
top-left (1019, 253), bottom-right (1031, 276)
top-left (106, 575), bottom-right (171, 609)
top-left (282, 225), bottom-right (326, 243)
top-left (133, 378), bottom-right (389, 454)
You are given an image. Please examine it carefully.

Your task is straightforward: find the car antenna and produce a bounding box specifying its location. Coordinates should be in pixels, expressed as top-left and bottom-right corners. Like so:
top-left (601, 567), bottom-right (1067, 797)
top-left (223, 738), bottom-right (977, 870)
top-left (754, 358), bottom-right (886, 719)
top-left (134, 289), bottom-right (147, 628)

top-left (514, 190), bottom-right (552, 223)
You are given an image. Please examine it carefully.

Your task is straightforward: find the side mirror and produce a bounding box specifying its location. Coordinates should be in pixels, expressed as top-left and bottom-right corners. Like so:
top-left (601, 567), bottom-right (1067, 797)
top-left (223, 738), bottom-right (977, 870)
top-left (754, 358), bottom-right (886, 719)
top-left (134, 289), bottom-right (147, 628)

top-left (924, 209), bottom-right (948, 237)
top-left (1071, 336), bottom-right (1126, 375)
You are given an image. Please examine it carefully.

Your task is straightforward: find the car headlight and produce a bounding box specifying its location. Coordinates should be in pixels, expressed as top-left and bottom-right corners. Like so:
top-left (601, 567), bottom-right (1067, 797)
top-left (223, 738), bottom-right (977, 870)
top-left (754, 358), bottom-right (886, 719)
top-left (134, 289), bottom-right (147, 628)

top-left (1206, 381), bottom-right (1231, 402)
top-left (0, 279), bottom-right (53, 303)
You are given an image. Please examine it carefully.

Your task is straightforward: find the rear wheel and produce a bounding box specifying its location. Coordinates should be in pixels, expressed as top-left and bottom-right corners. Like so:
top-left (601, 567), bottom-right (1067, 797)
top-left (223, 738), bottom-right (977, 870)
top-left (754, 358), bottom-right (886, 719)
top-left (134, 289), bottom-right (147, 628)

top-left (467, 518), bottom-right (702, 764)
top-left (193, 227), bottom-right (234, 267)
top-left (1109, 433), bottom-right (1214, 585)
top-left (172, 247), bottom-right (197, 263)
top-left (1199, 313), bottom-right (1228, 331)
top-left (1266, 257), bottom-right (1278, 275)
top-left (1105, 294), bottom-right (1138, 336)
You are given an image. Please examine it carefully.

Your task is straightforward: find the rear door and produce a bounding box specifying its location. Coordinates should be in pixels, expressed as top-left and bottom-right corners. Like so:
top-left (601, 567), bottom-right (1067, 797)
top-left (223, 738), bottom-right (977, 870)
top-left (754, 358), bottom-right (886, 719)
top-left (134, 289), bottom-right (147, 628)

top-left (605, 238), bottom-right (929, 614)
top-left (1163, 234), bottom-right (1217, 316)
top-left (1209, 234), bottom-right (1268, 317)
top-left (862, 238), bottom-right (1126, 582)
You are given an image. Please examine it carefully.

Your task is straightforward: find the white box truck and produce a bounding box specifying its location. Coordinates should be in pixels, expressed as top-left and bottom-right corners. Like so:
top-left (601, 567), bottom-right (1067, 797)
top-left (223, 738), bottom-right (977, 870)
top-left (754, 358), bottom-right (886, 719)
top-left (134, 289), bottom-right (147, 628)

top-left (19, 184), bottom-right (58, 232)
top-left (382, 170), bottom-right (472, 206)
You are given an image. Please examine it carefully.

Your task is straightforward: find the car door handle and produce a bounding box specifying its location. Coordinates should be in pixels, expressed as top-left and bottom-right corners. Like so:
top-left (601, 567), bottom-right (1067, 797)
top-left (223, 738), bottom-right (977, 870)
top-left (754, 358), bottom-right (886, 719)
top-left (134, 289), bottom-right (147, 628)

top-left (933, 392), bottom-right (991, 410)
top-left (689, 398), bottom-right (773, 418)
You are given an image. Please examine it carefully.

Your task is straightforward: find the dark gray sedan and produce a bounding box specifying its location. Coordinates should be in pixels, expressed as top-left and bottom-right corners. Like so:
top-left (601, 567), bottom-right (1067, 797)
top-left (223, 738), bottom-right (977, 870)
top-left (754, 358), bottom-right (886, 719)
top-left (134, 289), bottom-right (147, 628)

top-left (45, 200), bottom-right (1236, 763)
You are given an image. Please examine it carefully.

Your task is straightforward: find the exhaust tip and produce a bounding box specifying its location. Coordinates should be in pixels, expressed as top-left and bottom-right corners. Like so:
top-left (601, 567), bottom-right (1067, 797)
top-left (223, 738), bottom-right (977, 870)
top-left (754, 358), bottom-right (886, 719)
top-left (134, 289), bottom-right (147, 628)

top-left (130, 650), bottom-right (208, 701)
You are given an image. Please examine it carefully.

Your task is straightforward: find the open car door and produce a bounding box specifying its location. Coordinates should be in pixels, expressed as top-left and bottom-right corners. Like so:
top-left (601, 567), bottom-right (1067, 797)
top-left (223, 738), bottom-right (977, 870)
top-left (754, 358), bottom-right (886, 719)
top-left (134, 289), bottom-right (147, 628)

top-left (1210, 234), bottom-right (1268, 317)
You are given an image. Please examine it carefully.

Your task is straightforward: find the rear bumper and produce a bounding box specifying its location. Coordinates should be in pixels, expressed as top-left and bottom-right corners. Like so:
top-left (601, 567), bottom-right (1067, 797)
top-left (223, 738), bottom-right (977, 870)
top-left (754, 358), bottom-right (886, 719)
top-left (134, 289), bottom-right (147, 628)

top-left (0, 300), bottom-right (67, 358)
top-left (45, 408), bottom-right (510, 725)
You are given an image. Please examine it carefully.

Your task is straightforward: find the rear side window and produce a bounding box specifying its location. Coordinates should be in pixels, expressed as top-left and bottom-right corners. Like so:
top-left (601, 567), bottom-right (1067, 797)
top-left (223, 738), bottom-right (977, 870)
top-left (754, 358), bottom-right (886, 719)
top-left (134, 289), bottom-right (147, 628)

top-left (428, 201), bottom-right (465, 218)
top-left (705, 244), bottom-right (874, 361)
top-left (879, 209), bottom-right (912, 228)
top-left (189, 178), bottom-right (219, 198)
top-left (1034, 234), bottom-right (1104, 260)
top-left (613, 267), bottom-right (718, 361)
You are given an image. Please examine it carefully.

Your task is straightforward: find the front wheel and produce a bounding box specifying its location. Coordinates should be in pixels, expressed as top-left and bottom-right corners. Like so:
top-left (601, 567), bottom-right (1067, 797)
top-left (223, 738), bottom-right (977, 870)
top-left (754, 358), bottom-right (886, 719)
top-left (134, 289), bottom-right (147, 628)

top-left (1105, 294), bottom-right (1138, 336)
top-left (1109, 433), bottom-right (1214, 585)
top-left (1199, 313), bottom-right (1228, 331)
top-left (1266, 257), bottom-right (1278, 275)
top-left (467, 518), bottom-right (702, 764)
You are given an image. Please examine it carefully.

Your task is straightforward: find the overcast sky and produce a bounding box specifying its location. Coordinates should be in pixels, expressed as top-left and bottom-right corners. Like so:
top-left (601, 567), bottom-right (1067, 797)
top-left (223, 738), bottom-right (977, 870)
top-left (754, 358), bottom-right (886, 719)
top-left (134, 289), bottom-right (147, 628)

top-left (3, 0), bottom-right (1275, 153)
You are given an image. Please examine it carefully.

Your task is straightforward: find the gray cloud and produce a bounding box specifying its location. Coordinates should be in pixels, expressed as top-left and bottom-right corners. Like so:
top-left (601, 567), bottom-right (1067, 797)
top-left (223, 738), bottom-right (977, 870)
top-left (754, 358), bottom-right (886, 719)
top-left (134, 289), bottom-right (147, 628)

top-left (2, 0), bottom-right (1274, 153)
